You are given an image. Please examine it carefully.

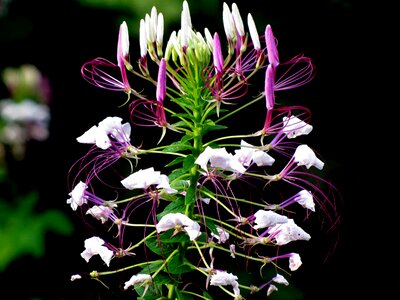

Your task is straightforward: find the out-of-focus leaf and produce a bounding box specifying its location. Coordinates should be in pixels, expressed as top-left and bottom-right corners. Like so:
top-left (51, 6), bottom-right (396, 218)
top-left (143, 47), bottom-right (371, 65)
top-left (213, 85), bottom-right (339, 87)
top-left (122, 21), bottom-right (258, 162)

top-left (0, 192), bottom-right (73, 271)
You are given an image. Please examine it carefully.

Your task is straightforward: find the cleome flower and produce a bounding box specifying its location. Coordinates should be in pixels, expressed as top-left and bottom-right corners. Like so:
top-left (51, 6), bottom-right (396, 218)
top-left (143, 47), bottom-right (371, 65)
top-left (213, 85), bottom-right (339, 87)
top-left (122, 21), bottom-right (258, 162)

top-left (80, 236), bottom-right (114, 267)
top-left (210, 270), bottom-right (241, 299)
top-left (67, 1), bottom-right (342, 299)
top-left (155, 212), bottom-right (201, 241)
top-left (120, 167), bottom-right (177, 194)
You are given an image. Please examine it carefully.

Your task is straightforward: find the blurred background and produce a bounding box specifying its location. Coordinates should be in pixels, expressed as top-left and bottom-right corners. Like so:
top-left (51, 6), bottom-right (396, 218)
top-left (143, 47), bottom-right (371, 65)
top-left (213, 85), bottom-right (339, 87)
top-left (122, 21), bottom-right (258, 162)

top-left (0, 0), bottom-right (374, 299)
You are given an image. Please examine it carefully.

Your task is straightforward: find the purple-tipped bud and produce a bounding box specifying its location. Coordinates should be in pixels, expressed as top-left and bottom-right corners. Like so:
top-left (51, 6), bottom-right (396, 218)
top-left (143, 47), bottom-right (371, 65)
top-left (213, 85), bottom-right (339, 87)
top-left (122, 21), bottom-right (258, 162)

top-left (156, 58), bottom-right (166, 104)
top-left (265, 64), bottom-right (275, 110)
top-left (213, 32), bottom-right (224, 73)
top-left (265, 25), bottom-right (279, 68)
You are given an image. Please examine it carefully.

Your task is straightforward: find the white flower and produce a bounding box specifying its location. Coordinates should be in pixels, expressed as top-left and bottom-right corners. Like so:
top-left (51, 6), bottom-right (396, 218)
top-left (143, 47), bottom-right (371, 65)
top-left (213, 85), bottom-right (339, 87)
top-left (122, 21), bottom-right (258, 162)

top-left (0, 99), bottom-right (50, 123)
top-left (253, 210), bottom-right (288, 230)
top-left (157, 174), bottom-right (178, 194)
top-left (210, 270), bottom-right (241, 298)
top-left (156, 212), bottom-right (201, 241)
top-left (269, 219), bottom-right (311, 245)
top-left (80, 236), bottom-right (114, 267)
top-left (121, 167), bottom-right (177, 193)
top-left (70, 274), bottom-right (82, 281)
top-left (293, 144), bottom-right (324, 170)
top-left (76, 116), bottom-right (131, 150)
top-left (66, 181), bottom-right (87, 211)
top-left (234, 140), bottom-right (274, 167)
top-left (86, 205), bottom-right (115, 224)
top-left (229, 244), bottom-right (236, 258)
top-left (195, 146), bottom-right (246, 173)
top-left (272, 273), bottom-right (289, 286)
top-left (282, 116), bottom-right (313, 138)
top-left (289, 253), bottom-right (302, 271)
top-left (267, 284), bottom-right (278, 296)
top-left (124, 273), bottom-right (152, 290)
top-left (211, 227), bottom-right (230, 243)
top-left (295, 190), bottom-right (315, 211)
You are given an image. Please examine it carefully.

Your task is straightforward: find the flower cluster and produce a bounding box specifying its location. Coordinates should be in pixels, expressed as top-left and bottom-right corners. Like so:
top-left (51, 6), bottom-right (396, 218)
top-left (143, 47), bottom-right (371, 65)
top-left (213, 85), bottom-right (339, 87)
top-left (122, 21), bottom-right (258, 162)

top-left (67, 1), bottom-right (341, 299)
top-left (0, 64), bottom-right (51, 160)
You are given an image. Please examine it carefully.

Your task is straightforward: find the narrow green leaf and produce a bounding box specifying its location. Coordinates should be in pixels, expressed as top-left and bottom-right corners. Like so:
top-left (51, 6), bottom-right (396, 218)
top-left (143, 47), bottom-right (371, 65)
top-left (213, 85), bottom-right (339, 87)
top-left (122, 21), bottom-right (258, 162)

top-left (183, 154), bottom-right (195, 171)
top-left (165, 156), bottom-right (185, 167)
top-left (184, 185), bottom-right (196, 205)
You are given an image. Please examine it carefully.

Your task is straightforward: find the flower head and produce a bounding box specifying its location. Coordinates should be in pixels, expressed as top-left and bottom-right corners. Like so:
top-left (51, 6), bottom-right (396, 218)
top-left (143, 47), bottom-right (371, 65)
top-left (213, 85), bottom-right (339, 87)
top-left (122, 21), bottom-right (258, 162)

top-left (195, 146), bottom-right (246, 174)
top-left (76, 116), bottom-right (131, 150)
top-left (253, 210), bottom-right (288, 230)
top-left (66, 181), bottom-right (88, 211)
top-left (156, 212), bottom-right (201, 241)
top-left (124, 273), bottom-right (152, 291)
top-left (210, 270), bottom-right (241, 298)
top-left (121, 167), bottom-right (177, 194)
top-left (268, 219), bottom-right (311, 245)
top-left (80, 236), bottom-right (114, 267)
top-left (293, 144), bottom-right (324, 170)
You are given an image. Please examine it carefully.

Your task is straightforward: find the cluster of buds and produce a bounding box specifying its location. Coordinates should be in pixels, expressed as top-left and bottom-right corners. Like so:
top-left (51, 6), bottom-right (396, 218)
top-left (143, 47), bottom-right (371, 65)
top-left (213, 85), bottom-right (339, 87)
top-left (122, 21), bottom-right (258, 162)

top-left (68, 1), bottom-right (341, 299)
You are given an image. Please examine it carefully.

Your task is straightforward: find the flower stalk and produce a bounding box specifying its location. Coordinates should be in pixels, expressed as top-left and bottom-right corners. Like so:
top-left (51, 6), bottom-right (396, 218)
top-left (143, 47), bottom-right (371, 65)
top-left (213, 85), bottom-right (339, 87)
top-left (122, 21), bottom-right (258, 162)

top-left (67, 1), bottom-right (342, 299)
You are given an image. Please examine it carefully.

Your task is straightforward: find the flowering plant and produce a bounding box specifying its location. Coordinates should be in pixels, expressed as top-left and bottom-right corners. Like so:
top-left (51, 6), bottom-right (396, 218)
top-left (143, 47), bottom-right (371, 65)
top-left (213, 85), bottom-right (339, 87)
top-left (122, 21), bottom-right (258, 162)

top-left (0, 64), bottom-right (72, 272)
top-left (67, 1), bottom-right (341, 299)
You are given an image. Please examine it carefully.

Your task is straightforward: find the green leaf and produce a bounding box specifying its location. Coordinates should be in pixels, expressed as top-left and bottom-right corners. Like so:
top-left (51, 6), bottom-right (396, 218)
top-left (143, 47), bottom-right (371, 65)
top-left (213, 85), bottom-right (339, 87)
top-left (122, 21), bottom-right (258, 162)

top-left (166, 255), bottom-right (192, 274)
top-left (140, 260), bottom-right (164, 274)
top-left (182, 154), bottom-right (195, 171)
top-left (202, 290), bottom-right (213, 299)
top-left (203, 218), bottom-right (218, 236)
top-left (202, 120), bottom-right (227, 135)
top-left (162, 141), bottom-right (193, 153)
top-left (145, 235), bottom-right (174, 256)
top-left (159, 230), bottom-right (190, 243)
top-left (0, 192), bottom-right (73, 271)
top-left (169, 180), bottom-right (189, 192)
top-left (169, 168), bottom-right (188, 181)
top-left (165, 156), bottom-right (185, 167)
top-left (152, 272), bottom-right (175, 285)
top-left (135, 283), bottom-right (164, 300)
top-left (176, 289), bottom-right (195, 300)
top-left (158, 197), bottom-right (186, 218)
top-left (185, 185), bottom-right (196, 205)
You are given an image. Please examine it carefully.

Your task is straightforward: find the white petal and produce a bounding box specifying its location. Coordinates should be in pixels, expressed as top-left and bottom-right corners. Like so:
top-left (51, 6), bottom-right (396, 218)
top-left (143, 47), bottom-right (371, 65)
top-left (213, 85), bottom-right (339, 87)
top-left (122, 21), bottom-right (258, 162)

top-left (121, 167), bottom-right (162, 190)
top-left (296, 190), bottom-right (315, 211)
top-left (270, 219), bottom-right (311, 245)
top-left (282, 116), bottom-right (313, 138)
top-left (289, 253), bottom-right (303, 271)
top-left (124, 274), bottom-right (152, 290)
top-left (294, 144), bottom-right (324, 170)
top-left (272, 274), bottom-right (289, 286)
top-left (253, 210), bottom-right (288, 230)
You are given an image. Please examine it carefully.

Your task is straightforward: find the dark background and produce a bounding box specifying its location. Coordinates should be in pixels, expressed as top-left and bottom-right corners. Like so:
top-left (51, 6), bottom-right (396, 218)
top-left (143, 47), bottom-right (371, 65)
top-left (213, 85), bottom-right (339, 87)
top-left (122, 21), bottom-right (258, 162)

top-left (0, 0), bottom-right (380, 299)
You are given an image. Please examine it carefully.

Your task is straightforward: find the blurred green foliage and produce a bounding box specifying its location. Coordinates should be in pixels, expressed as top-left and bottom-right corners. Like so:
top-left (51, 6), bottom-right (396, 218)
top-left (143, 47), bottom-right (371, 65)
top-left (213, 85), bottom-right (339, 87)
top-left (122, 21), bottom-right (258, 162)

top-left (0, 191), bottom-right (73, 271)
top-left (0, 63), bottom-right (73, 273)
top-left (75, 0), bottom-right (218, 37)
